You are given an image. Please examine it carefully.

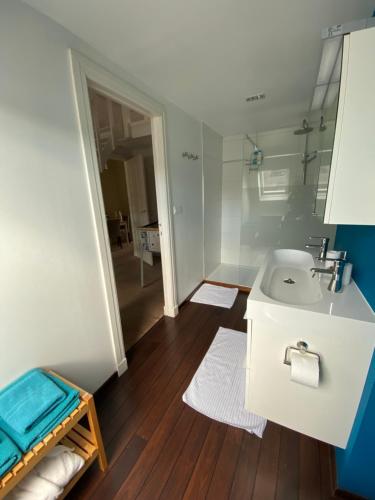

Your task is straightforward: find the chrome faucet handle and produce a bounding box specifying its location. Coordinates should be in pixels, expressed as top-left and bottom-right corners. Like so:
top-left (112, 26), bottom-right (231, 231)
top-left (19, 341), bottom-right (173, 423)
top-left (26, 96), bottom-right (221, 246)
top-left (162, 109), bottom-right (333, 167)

top-left (310, 266), bottom-right (334, 278)
top-left (328, 258), bottom-right (346, 293)
top-left (305, 236), bottom-right (330, 260)
top-left (311, 256), bottom-right (346, 292)
top-left (308, 235), bottom-right (330, 241)
top-left (307, 236), bottom-right (330, 247)
top-left (306, 236), bottom-right (324, 248)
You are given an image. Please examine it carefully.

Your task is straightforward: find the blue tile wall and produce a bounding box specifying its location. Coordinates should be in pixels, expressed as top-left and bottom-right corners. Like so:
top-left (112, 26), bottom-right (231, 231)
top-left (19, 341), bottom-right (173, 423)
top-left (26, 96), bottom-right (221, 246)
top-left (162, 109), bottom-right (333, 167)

top-left (334, 225), bottom-right (375, 498)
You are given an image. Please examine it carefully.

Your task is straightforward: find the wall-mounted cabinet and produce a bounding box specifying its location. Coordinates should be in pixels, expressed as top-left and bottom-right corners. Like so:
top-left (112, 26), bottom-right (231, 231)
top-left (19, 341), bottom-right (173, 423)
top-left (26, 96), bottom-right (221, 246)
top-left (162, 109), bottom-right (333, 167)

top-left (324, 27), bottom-right (375, 225)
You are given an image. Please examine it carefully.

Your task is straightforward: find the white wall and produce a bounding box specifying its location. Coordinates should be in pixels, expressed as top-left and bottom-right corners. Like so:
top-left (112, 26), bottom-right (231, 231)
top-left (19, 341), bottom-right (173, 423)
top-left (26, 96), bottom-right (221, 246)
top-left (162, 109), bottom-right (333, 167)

top-left (0, 0), bottom-right (206, 391)
top-left (165, 110), bottom-right (204, 301)
top-left (202, 124), bottom-right (223, 277)
top-left (221, 127), bottom-right (337, 268)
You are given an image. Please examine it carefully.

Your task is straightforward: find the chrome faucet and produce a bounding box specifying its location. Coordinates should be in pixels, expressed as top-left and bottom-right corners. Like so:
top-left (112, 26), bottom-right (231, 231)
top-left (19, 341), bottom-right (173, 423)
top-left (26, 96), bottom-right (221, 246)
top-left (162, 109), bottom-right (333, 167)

top-left (305, 236), bottom-right (330, 261)
top-left (311, 252), bottom-right (347, 293)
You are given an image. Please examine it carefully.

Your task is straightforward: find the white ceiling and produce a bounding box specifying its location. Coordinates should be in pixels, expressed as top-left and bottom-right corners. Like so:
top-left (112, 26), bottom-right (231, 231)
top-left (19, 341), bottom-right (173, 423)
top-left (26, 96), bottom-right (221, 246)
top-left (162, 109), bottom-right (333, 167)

top-left (24, 0), bottom-right (373, 135)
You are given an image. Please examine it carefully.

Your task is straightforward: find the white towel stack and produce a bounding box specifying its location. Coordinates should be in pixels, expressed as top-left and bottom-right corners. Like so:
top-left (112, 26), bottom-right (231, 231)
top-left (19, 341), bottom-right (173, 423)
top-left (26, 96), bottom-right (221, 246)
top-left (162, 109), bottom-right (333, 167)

top-left (8, 445), bottom-right (84, 500)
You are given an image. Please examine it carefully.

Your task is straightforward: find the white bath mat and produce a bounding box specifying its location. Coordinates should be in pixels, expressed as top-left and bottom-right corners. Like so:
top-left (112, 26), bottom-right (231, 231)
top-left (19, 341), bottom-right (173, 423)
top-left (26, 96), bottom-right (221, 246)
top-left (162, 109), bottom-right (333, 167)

top-left (190, 284), bottom-right (238, 309)
top-left (182, 327), bottom-right (267, 437)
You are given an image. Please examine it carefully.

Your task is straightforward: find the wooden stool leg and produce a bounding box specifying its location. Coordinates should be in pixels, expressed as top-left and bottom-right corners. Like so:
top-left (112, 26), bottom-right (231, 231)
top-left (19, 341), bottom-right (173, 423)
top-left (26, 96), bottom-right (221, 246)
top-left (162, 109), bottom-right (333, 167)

top-left (86, 395), bottom-right (108, 471)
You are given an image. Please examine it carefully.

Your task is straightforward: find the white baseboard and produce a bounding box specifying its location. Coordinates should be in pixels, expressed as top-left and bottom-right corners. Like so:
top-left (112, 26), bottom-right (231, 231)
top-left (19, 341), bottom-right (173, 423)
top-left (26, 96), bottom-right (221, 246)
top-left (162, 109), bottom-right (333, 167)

top-left (164, 303), bottom-right (179, 317)
top-left (117, 357), bottom-right (128, 376)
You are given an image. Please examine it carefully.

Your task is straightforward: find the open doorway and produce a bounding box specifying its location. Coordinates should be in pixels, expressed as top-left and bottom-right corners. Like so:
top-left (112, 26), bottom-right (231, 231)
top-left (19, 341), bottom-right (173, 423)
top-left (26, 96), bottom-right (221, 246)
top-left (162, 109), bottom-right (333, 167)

top-left (70, 50), bottom-right (178, 373)
top-left (88, 88), bottom-right (165, 350)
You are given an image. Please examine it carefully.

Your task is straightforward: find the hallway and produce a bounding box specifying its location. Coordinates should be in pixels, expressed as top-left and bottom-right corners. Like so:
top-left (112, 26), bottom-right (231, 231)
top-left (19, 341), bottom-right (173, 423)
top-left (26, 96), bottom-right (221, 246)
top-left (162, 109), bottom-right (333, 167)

top-left (112, 245), bottom-right (164, 350)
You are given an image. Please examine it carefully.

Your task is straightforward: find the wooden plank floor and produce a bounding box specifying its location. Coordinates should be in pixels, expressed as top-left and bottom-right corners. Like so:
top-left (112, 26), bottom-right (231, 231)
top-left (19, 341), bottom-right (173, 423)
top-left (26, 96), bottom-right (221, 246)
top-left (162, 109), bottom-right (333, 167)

top-left (68, 292), bottom-right (335, 500)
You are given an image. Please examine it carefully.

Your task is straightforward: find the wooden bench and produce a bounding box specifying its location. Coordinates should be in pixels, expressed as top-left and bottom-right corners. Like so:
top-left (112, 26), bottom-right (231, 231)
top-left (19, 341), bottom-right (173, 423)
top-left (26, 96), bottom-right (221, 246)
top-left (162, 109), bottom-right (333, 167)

top-left (0, 370), bottom-right (107, 499)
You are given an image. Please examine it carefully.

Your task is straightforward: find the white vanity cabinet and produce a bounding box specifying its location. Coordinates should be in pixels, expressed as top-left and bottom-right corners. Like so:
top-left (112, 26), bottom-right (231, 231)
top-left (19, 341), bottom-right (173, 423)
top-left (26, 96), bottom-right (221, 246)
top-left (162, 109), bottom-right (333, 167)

top-left (245, 249), bottom-right (375, 448)
top-left (246, 311), bottom-right (374, 448)
top-left (324, 27), bottom-right (375, 225)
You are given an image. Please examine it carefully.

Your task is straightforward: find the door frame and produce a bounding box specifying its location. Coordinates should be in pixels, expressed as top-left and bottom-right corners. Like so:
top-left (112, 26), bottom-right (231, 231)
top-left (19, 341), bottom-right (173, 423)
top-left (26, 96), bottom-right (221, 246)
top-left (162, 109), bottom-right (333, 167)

top-left (69, 50), bottom-right (178, 376)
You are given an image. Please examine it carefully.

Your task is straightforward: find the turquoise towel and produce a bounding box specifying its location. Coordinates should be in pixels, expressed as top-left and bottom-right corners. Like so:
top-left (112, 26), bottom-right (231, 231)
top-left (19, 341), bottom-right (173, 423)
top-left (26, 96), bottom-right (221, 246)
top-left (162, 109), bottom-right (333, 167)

top-left (0, 369), bottom-right (65, 434)
top-left (0, 370), bottom-right (80, 452)
top-left (0, 429), bottom-right (21, 478)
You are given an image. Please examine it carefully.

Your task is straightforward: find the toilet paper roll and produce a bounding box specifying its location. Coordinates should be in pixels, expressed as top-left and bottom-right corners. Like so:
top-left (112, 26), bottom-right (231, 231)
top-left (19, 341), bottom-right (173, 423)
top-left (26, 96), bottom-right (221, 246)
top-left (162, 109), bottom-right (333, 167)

top-left (290, 351), bottom-right (319, 388)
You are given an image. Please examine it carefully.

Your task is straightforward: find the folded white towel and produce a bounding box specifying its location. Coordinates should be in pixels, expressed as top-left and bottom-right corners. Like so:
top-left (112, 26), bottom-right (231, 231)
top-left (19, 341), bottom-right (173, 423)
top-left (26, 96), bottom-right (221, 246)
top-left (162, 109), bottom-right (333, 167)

top-left (34, 445), bottom-right (84, 488)
top-left (8, 445), bottom-right (85, 499)
top-left (190, 284), bottom-right (239, 309)
top-left (8, 474), bottom-right (62, 500)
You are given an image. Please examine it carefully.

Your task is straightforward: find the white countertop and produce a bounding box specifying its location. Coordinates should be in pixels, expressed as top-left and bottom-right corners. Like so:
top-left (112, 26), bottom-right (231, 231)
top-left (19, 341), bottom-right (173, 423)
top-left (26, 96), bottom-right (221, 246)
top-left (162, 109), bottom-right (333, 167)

top-left (248, 250), bottom-right (375, 324)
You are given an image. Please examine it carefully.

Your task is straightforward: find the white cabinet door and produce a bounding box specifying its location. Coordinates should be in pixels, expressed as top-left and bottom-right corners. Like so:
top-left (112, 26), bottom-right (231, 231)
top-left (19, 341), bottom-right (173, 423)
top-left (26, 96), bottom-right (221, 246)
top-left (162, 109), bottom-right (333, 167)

top-left (324, 27), bottom-right (375, 225)
top-left (245, 313), bottom-right (374, 448)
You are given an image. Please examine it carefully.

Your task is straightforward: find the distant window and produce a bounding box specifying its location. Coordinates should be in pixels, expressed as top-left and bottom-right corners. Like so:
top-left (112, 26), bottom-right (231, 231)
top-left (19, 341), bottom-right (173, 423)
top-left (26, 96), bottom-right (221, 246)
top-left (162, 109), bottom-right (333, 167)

top-left (258, 168), bottom-right (290, 201)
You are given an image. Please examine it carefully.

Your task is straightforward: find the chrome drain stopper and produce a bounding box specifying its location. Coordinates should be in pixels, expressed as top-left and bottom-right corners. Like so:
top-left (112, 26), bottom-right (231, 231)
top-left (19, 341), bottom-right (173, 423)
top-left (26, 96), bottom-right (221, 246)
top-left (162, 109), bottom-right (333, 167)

top-left (283, 278), bottom-right (296, 284)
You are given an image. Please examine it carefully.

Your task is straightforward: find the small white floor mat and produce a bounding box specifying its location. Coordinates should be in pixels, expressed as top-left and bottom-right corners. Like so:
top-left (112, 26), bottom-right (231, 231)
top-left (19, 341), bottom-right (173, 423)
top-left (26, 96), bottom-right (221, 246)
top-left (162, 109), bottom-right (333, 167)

top-left (182, 327), bottom-right (267, 437)
top-left (190, 284), bottom-right (238, 309)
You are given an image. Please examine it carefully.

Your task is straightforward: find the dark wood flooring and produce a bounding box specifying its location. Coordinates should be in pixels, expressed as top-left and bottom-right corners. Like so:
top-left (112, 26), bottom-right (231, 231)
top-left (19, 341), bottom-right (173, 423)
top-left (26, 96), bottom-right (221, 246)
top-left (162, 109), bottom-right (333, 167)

top-left (68, 292), bottom-right (336, 500)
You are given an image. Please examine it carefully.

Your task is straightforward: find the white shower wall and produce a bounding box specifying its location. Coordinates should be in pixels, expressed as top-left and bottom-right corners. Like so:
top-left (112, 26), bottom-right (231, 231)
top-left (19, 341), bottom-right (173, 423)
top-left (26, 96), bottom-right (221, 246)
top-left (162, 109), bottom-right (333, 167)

top-left (221, 126), bottom-right (337, 272)
top-left (202, 123), bottom-right (223, 277)
top-left (221, 137), bottom-right (244, 265)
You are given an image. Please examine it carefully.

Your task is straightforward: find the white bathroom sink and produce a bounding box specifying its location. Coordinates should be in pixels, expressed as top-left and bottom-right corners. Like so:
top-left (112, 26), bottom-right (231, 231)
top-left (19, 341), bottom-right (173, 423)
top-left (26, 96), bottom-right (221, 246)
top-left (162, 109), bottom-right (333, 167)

top-left (248, 248), bottom-right (375, 322)
top-left (260, 249), bottom-right (322, 305)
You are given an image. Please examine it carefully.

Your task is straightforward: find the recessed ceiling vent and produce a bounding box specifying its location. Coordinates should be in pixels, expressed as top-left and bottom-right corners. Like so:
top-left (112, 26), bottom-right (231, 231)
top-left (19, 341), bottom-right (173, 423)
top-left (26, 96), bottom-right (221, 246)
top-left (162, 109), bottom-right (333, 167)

top-left (246, 92), bottom-right (266, 103)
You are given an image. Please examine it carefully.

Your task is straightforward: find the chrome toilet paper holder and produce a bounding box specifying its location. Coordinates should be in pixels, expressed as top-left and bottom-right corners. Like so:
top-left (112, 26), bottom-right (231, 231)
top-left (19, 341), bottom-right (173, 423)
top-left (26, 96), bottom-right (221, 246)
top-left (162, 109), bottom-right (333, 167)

top-left (283, 341), bottom-right (320, 366)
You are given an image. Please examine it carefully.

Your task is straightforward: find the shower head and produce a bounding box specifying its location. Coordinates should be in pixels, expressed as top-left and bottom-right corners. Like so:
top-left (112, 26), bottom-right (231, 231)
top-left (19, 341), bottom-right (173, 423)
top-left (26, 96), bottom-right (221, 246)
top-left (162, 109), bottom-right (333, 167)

top-left (319, 115), bottom-right (327, 132)
top-left (294, 119), bottom-right (313, 135)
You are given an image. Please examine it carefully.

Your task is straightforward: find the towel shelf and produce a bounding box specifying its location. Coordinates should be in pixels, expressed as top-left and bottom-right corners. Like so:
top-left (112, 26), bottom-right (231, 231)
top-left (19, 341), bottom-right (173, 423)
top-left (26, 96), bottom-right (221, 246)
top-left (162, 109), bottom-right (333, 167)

top-left (0, 369), bottom-right (107, 499)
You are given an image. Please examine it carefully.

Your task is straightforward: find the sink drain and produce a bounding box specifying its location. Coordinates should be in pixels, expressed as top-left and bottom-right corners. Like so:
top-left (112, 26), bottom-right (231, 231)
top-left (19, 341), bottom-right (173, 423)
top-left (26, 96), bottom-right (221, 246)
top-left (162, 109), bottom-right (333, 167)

top-left (283, 278), bottom-right (296, 284)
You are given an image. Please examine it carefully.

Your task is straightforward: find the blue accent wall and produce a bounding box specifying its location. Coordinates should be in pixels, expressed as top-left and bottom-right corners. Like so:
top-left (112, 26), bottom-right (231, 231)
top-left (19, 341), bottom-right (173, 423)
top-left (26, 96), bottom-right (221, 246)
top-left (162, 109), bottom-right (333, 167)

top-left (334, 225), bottom-right (375, 498)
top-left (335, 225), bottom-right (375, 310)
